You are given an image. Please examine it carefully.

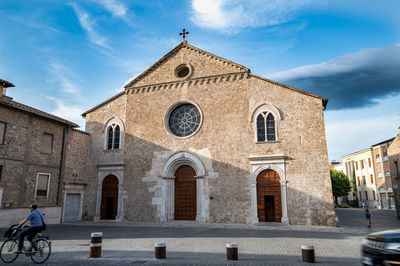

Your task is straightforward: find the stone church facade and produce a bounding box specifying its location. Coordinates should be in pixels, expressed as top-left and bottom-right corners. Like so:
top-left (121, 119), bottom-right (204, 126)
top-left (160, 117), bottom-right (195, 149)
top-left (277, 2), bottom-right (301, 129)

top-left (82, 41), bottom-right (338, 226)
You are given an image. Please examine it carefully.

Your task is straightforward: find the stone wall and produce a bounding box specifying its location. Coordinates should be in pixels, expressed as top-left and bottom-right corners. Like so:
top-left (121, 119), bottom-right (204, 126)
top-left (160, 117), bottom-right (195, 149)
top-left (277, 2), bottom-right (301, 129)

top-left (0, 105), bottom-right (65, 208)
top-left (62, 128), bottom-right (91, 219)
top-left (388, 129), bottom-right (400, 218)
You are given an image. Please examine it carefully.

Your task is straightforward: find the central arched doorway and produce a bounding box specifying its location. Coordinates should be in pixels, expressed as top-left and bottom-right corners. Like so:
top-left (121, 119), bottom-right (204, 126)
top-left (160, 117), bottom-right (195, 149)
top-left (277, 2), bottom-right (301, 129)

top-left (100, 175), bottom-right (119, 220)
top-left (174, 165), bottom-right (197, 220)
top-left (256, 169), bottom-right (282, 222)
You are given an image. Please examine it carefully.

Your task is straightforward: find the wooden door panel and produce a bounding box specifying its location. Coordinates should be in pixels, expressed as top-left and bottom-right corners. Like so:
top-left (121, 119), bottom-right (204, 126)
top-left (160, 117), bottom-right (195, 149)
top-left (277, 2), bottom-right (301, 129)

top-left (175, 166), bottom-right (196, 220)
top-left (256, 170), bottom-right (282, 222)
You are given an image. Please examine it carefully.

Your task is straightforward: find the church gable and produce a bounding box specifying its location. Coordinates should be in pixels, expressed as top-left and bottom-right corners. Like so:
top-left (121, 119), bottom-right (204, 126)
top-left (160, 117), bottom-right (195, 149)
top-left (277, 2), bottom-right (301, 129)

top-left (124, 42), bottom-right (249, 88)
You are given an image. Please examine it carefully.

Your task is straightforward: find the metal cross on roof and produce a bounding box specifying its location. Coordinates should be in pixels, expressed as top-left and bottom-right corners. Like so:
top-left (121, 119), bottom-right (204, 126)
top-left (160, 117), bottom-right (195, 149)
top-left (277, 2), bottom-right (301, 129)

top-left (179, 29), bottom-right (189, 40)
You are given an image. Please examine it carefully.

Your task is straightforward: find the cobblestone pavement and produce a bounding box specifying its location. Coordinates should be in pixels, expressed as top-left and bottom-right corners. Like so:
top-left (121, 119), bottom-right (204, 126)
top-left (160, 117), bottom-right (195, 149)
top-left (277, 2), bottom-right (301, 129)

top-left (0, 209), bottom-right (398, 265)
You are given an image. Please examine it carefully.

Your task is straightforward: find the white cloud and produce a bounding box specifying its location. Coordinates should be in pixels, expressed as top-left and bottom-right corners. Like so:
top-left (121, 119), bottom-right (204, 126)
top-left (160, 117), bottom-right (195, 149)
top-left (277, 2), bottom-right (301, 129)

top-left (46, 97), bottom-right (86, 129)
top-left (191, 0), bottom-right (310, 32)
top-left (326, 114), bottom-right (400, 161)
top-left (91, 0), bottom-right (127, 19)
top-left (48, 62), bottom-right (81, 97)
top-left (69, 3), bottom-right (108, 48)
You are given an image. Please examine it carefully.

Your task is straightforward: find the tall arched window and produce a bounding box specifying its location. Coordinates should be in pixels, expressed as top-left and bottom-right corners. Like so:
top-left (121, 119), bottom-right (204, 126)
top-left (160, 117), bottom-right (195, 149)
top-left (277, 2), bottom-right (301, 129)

top-left (256, 112), bottom-right (276, 142)
top-left (106, 123), bottom-right (121, 150)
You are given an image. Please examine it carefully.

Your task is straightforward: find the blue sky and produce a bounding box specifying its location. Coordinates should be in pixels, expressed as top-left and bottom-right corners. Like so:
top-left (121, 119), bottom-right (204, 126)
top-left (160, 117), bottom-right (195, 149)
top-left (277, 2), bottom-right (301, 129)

top-left (0, 0), bottom-right (399, 162)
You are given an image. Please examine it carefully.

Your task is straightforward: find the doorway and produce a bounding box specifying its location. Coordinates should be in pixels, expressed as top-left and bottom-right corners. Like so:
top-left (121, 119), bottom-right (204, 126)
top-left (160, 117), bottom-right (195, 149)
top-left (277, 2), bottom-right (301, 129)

top-left (256, 169), bottom-right (282, 222)
top-left (100, 175), bottom-right (118, 220)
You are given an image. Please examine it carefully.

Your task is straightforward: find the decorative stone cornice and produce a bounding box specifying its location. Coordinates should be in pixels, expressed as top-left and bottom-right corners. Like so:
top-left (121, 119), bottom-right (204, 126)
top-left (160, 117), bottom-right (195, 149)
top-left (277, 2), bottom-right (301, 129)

top-left (126, 72), bottom-right (249, 95)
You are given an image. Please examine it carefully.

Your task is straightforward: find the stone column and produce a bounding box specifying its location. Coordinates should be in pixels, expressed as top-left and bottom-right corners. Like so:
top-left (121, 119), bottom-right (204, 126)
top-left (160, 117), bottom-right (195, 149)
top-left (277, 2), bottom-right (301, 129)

top-left (195, 175), bottom-right (206, 222)
top-left (94, 183), bottom-right (102, 221)
top-left (162, 177), bottom-right (174, 221)
top-left (281, 181), bottom-right (289, 224)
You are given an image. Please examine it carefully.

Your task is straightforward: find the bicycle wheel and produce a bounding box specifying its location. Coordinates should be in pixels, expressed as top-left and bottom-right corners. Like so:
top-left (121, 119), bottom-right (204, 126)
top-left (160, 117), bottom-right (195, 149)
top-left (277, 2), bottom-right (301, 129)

top-left (0, 239), bottom-right (19, 263)
top-left (30, 239), bottom-right (51, 264)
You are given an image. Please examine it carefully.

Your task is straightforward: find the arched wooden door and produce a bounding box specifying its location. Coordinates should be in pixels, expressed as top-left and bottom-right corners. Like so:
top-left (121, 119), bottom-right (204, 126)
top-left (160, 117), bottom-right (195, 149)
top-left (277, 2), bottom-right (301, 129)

top-left (100, 175), bottom-right (119, 220)
top-left (174, 165), bottom-right (196, 220)
top-left (256, 170), bottom-right (282, 222)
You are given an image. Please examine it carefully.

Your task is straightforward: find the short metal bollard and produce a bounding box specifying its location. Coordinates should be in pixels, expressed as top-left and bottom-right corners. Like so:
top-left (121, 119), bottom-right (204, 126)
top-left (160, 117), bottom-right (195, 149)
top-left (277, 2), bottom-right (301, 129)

top-left (301, 245), bottom-right (315, 263)
top-left (226, 243), bottom-right (238, 260)
top-left (89, 232), bottom-right (103, 258)
top-left (155, 242), bottom-right (166, 259)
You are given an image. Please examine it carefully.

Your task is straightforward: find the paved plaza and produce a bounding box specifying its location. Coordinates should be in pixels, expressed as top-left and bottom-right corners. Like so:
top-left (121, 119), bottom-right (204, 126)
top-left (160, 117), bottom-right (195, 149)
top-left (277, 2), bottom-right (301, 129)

top-left (0, 208), bottom-right (399, 265)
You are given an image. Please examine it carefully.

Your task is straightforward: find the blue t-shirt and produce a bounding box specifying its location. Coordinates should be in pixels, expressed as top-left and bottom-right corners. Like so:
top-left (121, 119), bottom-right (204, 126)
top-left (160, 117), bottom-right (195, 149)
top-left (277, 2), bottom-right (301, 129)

top-left (26, 210), bottom-right (44, 227)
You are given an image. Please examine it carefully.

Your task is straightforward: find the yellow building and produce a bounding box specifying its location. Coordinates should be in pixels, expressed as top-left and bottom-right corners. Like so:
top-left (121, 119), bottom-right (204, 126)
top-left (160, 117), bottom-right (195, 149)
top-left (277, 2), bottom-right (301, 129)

top-left (342, 148), bottom-right (378, 208)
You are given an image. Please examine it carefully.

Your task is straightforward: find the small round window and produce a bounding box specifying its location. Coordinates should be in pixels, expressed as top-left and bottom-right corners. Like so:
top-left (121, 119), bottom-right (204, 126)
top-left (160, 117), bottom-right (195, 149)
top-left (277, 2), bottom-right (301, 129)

top-left (168, 104), bottom-right (201, 137)
top-left (174, 64), bottom-right (192, 79)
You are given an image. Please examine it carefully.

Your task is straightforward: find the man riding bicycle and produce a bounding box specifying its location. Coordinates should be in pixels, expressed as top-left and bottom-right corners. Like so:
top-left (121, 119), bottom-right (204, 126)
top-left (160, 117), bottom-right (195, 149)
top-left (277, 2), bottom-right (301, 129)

top-left (13, 204), bottom-right (44, 253)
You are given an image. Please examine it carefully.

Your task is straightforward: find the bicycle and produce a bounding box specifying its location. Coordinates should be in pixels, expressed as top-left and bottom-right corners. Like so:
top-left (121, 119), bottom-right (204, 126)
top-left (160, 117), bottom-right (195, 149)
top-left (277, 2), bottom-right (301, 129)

top-left (0, 226), bottom-right (51, 264)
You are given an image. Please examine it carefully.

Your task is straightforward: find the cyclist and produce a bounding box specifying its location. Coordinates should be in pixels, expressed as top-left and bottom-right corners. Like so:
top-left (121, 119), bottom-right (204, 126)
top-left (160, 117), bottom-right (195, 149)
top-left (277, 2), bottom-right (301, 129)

top-left (12, 204), bottom-right (44, 253)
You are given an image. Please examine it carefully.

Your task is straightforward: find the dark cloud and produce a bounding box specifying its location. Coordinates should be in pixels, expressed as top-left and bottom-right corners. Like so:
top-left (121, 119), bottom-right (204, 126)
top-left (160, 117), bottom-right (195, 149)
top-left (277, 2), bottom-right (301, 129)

top-left (268, 45), bottom-right (400, 110)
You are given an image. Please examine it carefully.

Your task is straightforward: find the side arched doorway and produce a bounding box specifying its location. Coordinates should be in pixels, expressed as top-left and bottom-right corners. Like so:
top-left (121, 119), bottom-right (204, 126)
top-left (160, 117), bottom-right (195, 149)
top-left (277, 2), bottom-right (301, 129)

top-left (257, 169), bottom-right (282, 222)
top-left (100, 175), bottom-right (119, 220)
top-left (174, 165), bottom-right (197, 220)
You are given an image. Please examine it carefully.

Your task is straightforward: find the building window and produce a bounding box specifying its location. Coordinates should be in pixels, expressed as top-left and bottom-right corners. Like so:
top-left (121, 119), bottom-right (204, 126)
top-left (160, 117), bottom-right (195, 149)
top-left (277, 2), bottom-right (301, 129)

top-left (376, 153), bottom-right (380, 159)
top-left (361, 160), bottom-right (364, 169)
top-left (357, 176), bottom-right (360, 185)
top-left (362, 176), bottom-right (366, 185)
top-left (40, 133), bottom-right (53, 154)
top-left (168, 103), bottom-right (201, 137)
top-left (395, 161), bottom-right (399, 179)
top-left (383, 151), bottom-right (388, 158)
top-left (0, 121), bottom-right (6, 144)
top-left (373, 191), bottom-right (376, 200)
top-left (0, 165), bottom-right (3, 181)
top-left (256, 112), bottom-right (276, 142)
top-left (106, 124), bottom-right (121, 149)
top-left (370, 174), bottom-right (374, 184)
top-left (355, 162), bottom-right (358, 170)
top-left (359, 191), bottom-right (362, 200)
top-left (35, 173), bottom-right (50, 197)
top-left (365, 191), bottom-right (368, 201)
top-left (368, 158), bottom-right (371, 167)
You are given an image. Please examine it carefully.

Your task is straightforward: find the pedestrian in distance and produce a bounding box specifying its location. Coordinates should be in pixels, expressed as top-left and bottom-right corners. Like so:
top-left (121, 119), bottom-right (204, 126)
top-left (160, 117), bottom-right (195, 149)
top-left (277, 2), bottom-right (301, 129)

top-left (364, 208), bottom-right (372, 227)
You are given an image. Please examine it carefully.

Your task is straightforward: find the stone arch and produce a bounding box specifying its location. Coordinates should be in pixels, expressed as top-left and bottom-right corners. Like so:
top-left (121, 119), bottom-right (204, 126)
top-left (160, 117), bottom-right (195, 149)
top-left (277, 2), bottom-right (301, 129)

top-left (252, 165), bottom-right (285, 183)
top-left (250, 103), bottom-right (282, 142)
top-left (250, 103), bottom-right (283, 123)
top-left (161, 151), bottom-right (207, 222)
top-left (103, 117), bottom-right (125, 150)
top-left (95, 167), bottom-right (124, 221)
top-left (248, 156), bottom-right (289, 224)
top-left (162, 151), bottom-right (206, 178)
top-left (103, 117), bottom-right (125, 132)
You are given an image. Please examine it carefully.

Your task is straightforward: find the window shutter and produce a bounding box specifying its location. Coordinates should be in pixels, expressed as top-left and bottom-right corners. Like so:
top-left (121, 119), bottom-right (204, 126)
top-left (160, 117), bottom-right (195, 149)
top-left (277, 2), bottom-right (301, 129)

top-left (41, 133), bottom-right (53, 154)
top-left (0, 122), bottom-right (6, 144)
top-left (37, 174), bottom-right (49, 196)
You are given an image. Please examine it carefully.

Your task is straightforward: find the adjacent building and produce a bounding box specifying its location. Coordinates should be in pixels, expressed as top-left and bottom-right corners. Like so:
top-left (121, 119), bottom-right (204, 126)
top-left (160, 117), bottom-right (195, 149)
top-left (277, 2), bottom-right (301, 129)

top-left (372, 138), bottom-right (395, 209)
top-left (388, 127), bottom-right (400, 218)
top-left (342, 149), bottom-right (378, 208)
top-left (0, 79), bottom-right (90, 226)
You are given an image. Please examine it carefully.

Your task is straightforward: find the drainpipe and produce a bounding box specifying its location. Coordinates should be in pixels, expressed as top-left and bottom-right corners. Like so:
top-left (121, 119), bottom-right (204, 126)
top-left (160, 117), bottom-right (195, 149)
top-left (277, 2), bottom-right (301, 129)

top-left (56, 126), bottom-right (67, 205)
